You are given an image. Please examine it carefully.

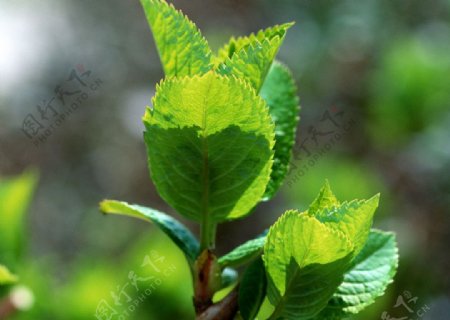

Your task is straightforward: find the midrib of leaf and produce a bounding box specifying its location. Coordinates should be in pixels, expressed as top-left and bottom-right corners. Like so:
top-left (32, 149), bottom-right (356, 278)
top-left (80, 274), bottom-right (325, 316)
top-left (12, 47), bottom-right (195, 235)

top-left (161, 19), bottom-right (168, 69)
top-left (200, 80), bottom-right (215, 250)
top-left (258, 60), bottom-right (275, 94)
top-left (269, 267), bottom-right (299, 319)
top-left (145, 74), bottom-right (274, 222)
top-left (269, 230), bottom-right (313, 319)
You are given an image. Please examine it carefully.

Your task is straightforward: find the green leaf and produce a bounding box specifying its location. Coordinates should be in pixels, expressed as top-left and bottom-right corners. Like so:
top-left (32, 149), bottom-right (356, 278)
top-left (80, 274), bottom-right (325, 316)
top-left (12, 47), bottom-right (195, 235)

top-left (264, 211), bottom-right (354, 320)
top-left (218, 230), bottom-right (267, 268)
top-left (239, 258), bottom-right (267, 320)
top-left (316, 230), bottom-right (399, 319)
top-left (309, 192), bottom-right (380, 255)
top-left (260, 61), bottom-right (300, 200)
top-left (221, 267), bottom-right (238, 289)
top-left (216, 23), bottom-right (294, 64)
top-left (143, 72), bottom-right (275, 223)
top-left (217, 23), bottom-right (293, 91)
top-left (99, 200), bottom-right (199, 264)
top-left (0, 264), bottom-right (17, 285)
top-left (0, 170), bottom-right (38, 266)
top-left (308, 180), bottom-right (340, 215)
top-left (140, 0), bottom-right (212, 76)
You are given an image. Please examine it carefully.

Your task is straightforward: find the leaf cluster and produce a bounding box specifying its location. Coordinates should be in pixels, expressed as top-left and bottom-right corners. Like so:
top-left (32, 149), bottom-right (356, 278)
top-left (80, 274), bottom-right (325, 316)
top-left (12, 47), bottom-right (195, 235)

top-left (100, 1), bottom-right (398, 319)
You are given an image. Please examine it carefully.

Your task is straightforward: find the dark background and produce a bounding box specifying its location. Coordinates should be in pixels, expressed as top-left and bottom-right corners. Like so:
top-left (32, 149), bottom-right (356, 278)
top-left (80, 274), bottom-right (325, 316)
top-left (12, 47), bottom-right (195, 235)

top-left (0, 0), bottom-right (449, 319)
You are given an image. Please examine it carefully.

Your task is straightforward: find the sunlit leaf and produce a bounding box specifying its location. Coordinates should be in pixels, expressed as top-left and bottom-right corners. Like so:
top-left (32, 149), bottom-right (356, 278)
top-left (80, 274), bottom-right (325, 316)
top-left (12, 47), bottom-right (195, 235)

top-left (217, 23), bottom-right (293, 91)
top-left (264, 212), bottom-right (354, 319)
top-left (143, 72), bottom-right (275, 223)
top-left (0, 170), bottom-right (38, 266)
top-left (308, 189), bottom-right (380, 255)
top-left (140, 0), bottom-right (212, 76)
top-left (0, 264), bottom-right (17, 285)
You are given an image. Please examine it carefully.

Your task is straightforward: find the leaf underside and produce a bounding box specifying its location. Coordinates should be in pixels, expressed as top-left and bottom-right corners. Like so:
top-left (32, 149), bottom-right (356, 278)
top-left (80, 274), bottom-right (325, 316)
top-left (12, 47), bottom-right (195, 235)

top-left (239, 258), bottom-right (267, 320)
top-left (218, 230), bottom-right (267, 268)
top-left (99, 200), bottom-right (199, 263)
top-left (316, 230), bottom-right (399, 319)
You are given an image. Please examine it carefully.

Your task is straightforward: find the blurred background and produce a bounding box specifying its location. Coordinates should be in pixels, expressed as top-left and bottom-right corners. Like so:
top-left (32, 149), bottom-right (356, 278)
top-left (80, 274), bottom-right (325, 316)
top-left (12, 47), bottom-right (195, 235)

top-left (0, 0), bottom-right (449, 319)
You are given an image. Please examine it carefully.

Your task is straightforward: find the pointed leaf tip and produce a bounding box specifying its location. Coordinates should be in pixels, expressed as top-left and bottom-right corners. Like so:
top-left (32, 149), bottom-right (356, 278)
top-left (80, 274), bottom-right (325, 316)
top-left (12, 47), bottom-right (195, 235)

top-left (140, 0), bottom-right (212, 77)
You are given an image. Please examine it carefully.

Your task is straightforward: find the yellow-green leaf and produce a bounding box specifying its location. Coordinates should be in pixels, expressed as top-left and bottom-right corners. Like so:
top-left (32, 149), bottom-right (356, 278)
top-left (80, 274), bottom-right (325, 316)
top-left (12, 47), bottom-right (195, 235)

top-left (0, 264), bottom-right (17, 285)
top-left (143, 72), bottom-right (275, 223)
top-left (140, 0), bottom-right (213, 76)
top-left (309, 187), bottom-right (380, 255)
top-left (264, 211), bottom-right (354, 319)
top-left (217, 23), bottom-right (293, 91)
top-left (0, 170), bottom-right (38, 266)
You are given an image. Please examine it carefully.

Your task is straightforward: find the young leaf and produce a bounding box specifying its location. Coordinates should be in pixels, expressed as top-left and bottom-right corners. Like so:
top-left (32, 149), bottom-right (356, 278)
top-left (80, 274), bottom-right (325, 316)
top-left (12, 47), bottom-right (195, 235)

top-left (308, 180), bottom-right (340, 215)
top-left (309, 193), bottom-right (380, 255)
top-left (99, 200), bottom-right (199, 264)
top-left (143, 72), bottom-right (275, 223)
top-left (239, 258), bottom-right (267, 320)
top-left (264, 212), bottom-right (354, 320)
top-left (0, 264), bottom-right (17, 285)
top-left (217, 23), bottom-right (293, 91)
top-left (218, 230), bottom-right (267, 268)
top-left (217, 24), bottom-right (294, 63)
top-left (0, 170), bottom-right (38, 266)
top-left (316, 230), bottom-right (399, 319)
top-left (260, 61), bottom-right (300, 200)
top-left (140, 0), bottom-right (212, 76)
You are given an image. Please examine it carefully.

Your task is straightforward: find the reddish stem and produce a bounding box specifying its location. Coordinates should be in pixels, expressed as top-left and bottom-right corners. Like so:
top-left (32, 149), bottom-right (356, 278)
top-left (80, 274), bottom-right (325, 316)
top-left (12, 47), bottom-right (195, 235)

top-left (196, 286), bottom-right (239, 320)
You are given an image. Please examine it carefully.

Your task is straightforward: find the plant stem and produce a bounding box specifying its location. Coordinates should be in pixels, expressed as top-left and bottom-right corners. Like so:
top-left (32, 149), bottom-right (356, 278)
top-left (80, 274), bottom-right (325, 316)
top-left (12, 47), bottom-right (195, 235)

top-left (0, 296), bottom-right (16, 319)
top-left (194, 217), bottom-right (220, 314)
top-left (193, 249), bottom-right (221, 315)
top-left (200, 219), bottom-right (217, 251)
top-left (197, 285), bottom-right (239, 320)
